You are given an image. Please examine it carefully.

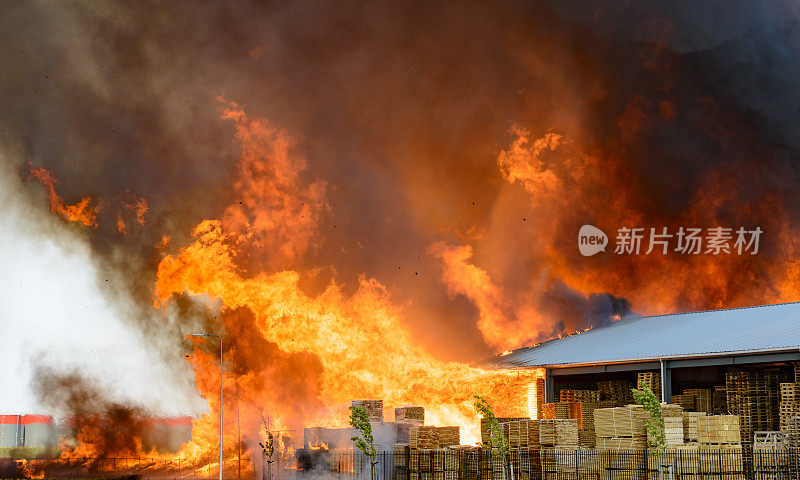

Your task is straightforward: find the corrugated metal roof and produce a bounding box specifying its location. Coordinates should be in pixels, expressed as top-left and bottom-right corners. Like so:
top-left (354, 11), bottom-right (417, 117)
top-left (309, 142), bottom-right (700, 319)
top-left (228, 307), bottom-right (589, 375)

top-left (487, 302), bottom-right (800, 368)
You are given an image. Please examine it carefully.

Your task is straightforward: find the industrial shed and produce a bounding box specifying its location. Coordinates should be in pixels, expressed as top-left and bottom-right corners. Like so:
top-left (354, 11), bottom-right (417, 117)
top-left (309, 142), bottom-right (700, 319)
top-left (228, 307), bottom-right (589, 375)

top-left (488, 302), bottom-right (800, 408)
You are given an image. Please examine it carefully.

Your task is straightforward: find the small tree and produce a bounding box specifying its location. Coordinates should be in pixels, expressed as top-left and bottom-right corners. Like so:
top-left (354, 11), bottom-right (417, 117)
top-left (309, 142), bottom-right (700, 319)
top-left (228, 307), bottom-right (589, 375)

top-left (473, 395), bottom-right (510, 480)
top-left (631, 380), bottom-right (665, 451)
top-left (350, 406), bottom-right (377, 480)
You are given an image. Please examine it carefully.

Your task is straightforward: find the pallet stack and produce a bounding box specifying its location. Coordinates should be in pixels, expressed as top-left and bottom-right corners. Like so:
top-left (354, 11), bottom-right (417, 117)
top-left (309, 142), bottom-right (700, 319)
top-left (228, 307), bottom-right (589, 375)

top-left (559, 389), bottom-right (600, 403)
top-left (683, 411), bottom-right (707, 443)
top-left (410, 426), bottom-right (439, 449)
top-left (786, 416), bottom-right (800, 447)
top-left (696, 415), bottom-right (741, 444)
top-left (396, 406), bottom-right (425, 425)
top-left (351, 399), bottom-right (384, 422)
top-left (684, 388), bottom-right (713, 414)
top-left (594, 405), bottom-right (648, 450)
top-left (713, 386), bottom-right (727, 414)
top-left (539, 419), bottom-right (577, 446)
top-left (726, 368), bottom-right (788, 443)
top-left (435, 427), bottom-right (460, 447)
top-left (779, 383), bottom-right (800, 430)
top-left (671, 393), bottom-right (695, 411)
top-left (662, 417), bottom-right (685, 446)
top-left (597, 379), bottom-right (635, 405)
top-left (637, 372), bottom-right (661, 399)
top-left (576, 401), bottom-right (614, 447)
top-left (480, 417), bottom-right (527, 445)
top-left (532, 378), bottom-right (545, 419)
top-left (499, 418), bottom-right (540, 449)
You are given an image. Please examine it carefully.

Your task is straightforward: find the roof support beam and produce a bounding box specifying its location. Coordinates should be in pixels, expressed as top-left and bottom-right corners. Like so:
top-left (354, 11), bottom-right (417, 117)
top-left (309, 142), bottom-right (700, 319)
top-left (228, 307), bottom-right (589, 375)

top-left (544, 369), bottom-right (554, 404)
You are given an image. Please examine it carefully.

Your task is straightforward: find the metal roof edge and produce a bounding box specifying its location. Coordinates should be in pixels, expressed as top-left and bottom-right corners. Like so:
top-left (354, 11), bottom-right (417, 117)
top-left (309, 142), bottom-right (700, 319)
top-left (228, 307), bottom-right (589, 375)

top-left (493, 346), bottom-right (800, 369)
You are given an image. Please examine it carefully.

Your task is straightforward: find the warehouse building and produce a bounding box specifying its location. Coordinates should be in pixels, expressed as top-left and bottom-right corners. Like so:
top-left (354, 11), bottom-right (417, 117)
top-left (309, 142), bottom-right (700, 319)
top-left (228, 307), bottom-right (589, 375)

top-left (0, 415), bottom-right (57, 449)
top-left (487, 302), bottom-right (800, 440)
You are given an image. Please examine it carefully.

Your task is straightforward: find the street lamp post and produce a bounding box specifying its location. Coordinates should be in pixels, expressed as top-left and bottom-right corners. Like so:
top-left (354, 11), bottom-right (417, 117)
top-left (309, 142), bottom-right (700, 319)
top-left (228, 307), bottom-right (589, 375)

top-left (192, 333), bottom-right (223, 480)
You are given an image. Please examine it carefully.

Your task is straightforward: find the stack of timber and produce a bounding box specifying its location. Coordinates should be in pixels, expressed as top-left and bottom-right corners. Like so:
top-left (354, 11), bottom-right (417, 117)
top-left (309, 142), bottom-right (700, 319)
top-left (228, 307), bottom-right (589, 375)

top-left (713, 386), bottom-right (727, 414)
top-left (594, 405), bottom-right (648, 450)
top-left (787, 416), bottom-right (800, 447)
top-left (636, 372), bottom-right (661, 399)
top-left (779, 383), bottom-right (800, 430)
top-left (539, 419), bottom-right (577, 446)
top-left (671, 393), bottom-right (695, 411)
top-left (480, 417), bottom-right (527, 445)
top-left (540, 402), bottom-right (570, 420)
top-left (683, 411), bottom-right (707, 443)
top-left (500, 418), bottom-right (540, 449)
top-left (684, 388), bottom-right (713, 414)
top-left (393, 443), bottom-right (410, 468)
top-left (435, 426), bottom-right (460, 447)
top-left (410, 426), bottom-right (439, 450)
top-left (696, 415), bottom-right (741, 444)
top-left (532, 378), bottom-right (545, 419)
top-left (351, 399), bottom-right (384, 422)
top-left (661, 417), bottom-right (684, 446)
top-left (726, 368), bottom-right (788, 444)
top-left (396, 406), bottom-right (425, 425)
top-left (408, 447), bottom-right (458, 480)
top-left (598, 379), bottom-right (635, 405)
top-left (576, 400), bottom-right (616, 447)
top-left (559, 389), bottom-right (600, 403)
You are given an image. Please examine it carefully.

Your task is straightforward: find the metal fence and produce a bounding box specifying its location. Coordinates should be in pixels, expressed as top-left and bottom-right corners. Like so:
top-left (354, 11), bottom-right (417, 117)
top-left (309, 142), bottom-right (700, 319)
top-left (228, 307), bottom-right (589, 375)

top-left (7, 448), bottom-right (800, 480)
top-left (295, 448), bottom-right (800, 480)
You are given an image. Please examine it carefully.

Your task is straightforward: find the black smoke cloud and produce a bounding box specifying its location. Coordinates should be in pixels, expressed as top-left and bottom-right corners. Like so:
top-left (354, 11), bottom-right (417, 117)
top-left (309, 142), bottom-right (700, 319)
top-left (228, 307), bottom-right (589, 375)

top-left (2, 1), bottom-right (800, 362)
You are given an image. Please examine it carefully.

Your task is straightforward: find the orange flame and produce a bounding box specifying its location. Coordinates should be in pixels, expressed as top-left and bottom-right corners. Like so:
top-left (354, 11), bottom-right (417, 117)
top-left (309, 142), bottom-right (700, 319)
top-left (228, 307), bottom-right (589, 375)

top-left (27, 165), bottom-right (99, 226)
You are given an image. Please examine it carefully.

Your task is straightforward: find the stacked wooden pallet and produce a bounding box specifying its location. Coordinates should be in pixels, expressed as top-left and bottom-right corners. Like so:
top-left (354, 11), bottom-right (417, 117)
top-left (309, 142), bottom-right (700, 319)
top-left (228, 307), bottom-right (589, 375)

top-left (637, 371), bottom-right (661, 399)
top-left (779, 383), bottom-right (800, 430)
top-left (479, 417), bottom-right (527, 445)
top-left (435, 426), bottom-right (460, 447)
top-left (500, 418), bottom-right (540, 449)
top-left (594, 405), bottom-right (646, 437)
top-left (594, 405), bottom-right (648, 450)
top-left (532, 377), bottom-right (545, 419)
top-left (661, 403), bottom-right (684, 418)
top-left (787, 416), bottom-right (800, 447)
top-left (410, 426), bottom-right (439, 449)
top-left (396, 406), bottom-right (425, 425)
top-left (726, 368), bottom-right (788, 444)
top-left (540, 402), bottom-right (570, 419)
top-left (539, 419), bottom-right (577, 446)
top-left (559, 389), bottom-right (600, 403)
top-left (684, 389), bottom-right (713, 414)
top-left (712, 386), bottom-right (727, 414)
top-left (351, 399), bottom-right (384, 422)
top-left (671, 393), bottom-right (695, 411)
top-left (393, 443), bottom-right (410, 467)
top-left (683, 411), bottom-right (707, 442)
top-left (663, 417), bottom-right (684, 445)
top-left (696, 415), bottom-right (741, 444)
top-left (597, 379), bottom-right (634, 405)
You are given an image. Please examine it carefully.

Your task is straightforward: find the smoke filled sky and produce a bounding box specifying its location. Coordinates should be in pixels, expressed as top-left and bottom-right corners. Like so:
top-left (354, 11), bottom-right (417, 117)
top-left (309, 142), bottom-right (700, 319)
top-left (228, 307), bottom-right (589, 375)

top-left (2, 0), bottom-right (800, 416)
